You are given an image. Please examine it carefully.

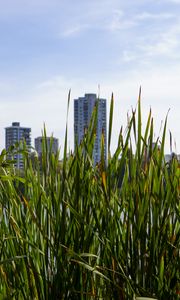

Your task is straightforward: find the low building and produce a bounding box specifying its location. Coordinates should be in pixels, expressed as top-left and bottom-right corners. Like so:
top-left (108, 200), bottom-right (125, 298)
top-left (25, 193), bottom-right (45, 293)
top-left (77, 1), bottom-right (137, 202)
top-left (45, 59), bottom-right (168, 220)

top-left (34, 136), bottom-right (59, 156)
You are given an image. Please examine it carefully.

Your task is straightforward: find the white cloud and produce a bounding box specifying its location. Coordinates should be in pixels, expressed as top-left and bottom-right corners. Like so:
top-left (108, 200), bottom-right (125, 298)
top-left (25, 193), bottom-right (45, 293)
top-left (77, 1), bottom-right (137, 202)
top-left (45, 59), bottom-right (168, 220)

top-left (122, 51), bottom-right (138, 62)
top-left (114, 13), bottom-right (180, 66)
top-left (135, 12), bottom-right (174, 21)
top-left (57, 2), bottom-right (120, 37)
top-left (61, 26), bottom-right (82, 37)
top-left (108, 9), bottom-right (137, 31)
top-left (109, 19), bottom-right (137, 31)
top-left (139, 20), bottom-right (180, 58)
top-left (60, 24), bottom-right (91, 38)
top-left (108, 10), bottom-right (175, 33)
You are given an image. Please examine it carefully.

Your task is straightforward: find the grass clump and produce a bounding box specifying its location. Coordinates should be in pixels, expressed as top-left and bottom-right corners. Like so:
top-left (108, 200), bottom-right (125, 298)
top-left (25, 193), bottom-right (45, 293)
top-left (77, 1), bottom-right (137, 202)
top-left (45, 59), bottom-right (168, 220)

top-left (0, 91), bottom-right (179, 299)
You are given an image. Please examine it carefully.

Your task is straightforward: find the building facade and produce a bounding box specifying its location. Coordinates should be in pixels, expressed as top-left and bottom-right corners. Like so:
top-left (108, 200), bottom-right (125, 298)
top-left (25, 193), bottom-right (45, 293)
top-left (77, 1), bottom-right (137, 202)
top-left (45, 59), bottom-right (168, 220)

top-left (74, 93), bottom-right (107, 164)
top-left (35, 136), bottom-right (59, 156)
top-left (5, 122), bottom-right (31, 169)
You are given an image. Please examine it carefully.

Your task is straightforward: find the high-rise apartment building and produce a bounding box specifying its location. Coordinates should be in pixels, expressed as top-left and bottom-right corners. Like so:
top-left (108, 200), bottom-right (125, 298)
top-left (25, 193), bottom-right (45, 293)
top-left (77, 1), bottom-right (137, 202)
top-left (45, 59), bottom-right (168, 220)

top-left (74, 93), bottom-right (107, 164)
top-left (5, 122), bottom-right (31, 169)
top-left (35, 136), bottom-right (59, 156)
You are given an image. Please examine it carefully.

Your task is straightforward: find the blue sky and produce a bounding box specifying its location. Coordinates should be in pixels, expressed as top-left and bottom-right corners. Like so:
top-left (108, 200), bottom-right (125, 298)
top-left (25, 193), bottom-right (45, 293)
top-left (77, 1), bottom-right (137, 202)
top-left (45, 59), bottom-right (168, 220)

top-left (1, 0), bottom-right (180, 154)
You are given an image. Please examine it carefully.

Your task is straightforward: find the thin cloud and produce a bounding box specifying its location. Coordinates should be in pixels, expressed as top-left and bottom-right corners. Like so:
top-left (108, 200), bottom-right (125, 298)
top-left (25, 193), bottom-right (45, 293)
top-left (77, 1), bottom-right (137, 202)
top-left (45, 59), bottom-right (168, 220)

top-left (108, 9), bottom-right (137, 32)
top-left (111, 9), bottom-right (180, 65)
top-left (58, 2), bottom-right (122, 37)
top-left (62, 26), bottom-right (82, 37)
top-left (61, 24), bottom-right (90, 38)
top-left (135, 12), bottom-right (174, 21)
top-left (122, 51), bottom-right (138, 62)
top-left (109, 19), bottom-right (137, 31)
top-left (139, 20), bottom-right (180, 58)
top-left (108, 10), bottom-right (175, 33)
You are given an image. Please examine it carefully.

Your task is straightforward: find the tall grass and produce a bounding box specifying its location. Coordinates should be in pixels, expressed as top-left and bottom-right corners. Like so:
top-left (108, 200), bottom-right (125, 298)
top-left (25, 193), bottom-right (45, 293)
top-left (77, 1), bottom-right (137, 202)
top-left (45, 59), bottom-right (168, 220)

top-left (0, 92), bottom-right (179, 299)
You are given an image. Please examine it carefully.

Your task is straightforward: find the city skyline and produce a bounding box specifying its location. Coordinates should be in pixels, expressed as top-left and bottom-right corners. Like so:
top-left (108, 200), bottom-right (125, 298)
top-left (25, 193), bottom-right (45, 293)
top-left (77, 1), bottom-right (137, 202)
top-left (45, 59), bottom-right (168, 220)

top-left (0, 1), bottom-right (180, 154)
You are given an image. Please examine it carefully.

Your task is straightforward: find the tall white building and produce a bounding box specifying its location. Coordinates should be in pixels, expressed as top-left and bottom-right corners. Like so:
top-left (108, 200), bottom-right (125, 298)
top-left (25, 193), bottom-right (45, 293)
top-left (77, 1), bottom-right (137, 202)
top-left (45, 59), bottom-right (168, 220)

top-left (5, 122), bottom-right (31, 169)
top-left (74, 93), bottom-right (107, 164)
